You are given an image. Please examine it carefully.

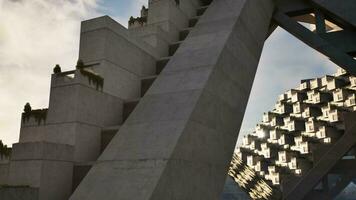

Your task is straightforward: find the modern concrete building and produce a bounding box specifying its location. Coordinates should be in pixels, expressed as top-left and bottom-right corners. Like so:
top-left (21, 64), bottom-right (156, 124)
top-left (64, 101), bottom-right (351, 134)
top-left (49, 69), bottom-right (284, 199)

top-left (1, 0), bottom-right (356, 199)
top-left (231, 67), bottom-right (356, 199)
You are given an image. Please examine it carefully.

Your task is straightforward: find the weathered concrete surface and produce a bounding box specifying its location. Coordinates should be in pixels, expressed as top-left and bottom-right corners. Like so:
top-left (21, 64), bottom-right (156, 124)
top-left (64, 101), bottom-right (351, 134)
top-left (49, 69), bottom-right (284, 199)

top-left (7, 142), bottom-right (74, 200)
top-left (0, 187), bottom-right (39, 200)
top-left (0, 162), bottom-right (9, 184)
top-left (312, 0), bottom-right (356, 27)
top-left (70, 0), bottom-right (274, 199)
top-left (79, 16), bottom-right (157, 100)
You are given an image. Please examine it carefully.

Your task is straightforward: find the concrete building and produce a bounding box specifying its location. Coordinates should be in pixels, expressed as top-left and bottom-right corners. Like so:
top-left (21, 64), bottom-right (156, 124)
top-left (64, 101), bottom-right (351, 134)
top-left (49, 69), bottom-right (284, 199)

top-left (231, 67), bottom-right (356, 199)
top-left (1, 0), bottom-right (261, 199)
top-left (1, 0), bottom-right (356, 199)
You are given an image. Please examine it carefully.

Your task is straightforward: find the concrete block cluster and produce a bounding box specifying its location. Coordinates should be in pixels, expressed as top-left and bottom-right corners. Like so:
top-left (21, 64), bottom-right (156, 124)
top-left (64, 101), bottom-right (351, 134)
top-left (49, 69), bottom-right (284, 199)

top-left (1, 0), bottom-right (261, 199)
top-left (230, 67), bottom-right (356, 199)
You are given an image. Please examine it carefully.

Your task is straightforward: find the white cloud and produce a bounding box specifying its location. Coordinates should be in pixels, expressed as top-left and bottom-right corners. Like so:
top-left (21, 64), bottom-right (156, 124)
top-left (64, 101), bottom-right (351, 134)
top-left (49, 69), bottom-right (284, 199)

top-left (0, 0), bottom-right (101, 145)
top-left (0, 0), bottom-right (149, 146)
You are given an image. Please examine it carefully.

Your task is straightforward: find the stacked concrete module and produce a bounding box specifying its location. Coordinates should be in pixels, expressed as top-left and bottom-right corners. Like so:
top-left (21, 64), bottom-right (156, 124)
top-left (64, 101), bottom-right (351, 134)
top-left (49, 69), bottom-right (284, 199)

top-left (1, 0), bottom-right (272, 199)
top-left (2, 0), bottom-right (356, 199)
top-left (70, 0), bottom-right (275, 199)
top-left (230, 67), bottom-right (356, 199)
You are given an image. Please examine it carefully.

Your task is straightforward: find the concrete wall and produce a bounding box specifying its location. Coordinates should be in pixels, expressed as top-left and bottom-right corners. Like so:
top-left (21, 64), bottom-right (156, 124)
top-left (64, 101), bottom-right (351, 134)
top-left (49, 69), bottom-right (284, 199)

top-left (39, 161), bottom-right (73, 200)
top-left (147, 0), bottom-right (191, 41)
top-left (7, 142), bottom-right (74, 200)
top-left (20, 71), bottom-right (123, 161)
top-left (0, 163), bottom-right (9, 184)
top-left (79, 16), bottom-right (157, 71)
top-left (13, 12), bottom-right (162, 200)
top-left (19, 124), bottom-right (102, 162)
top-left (48, 73), bottom-right (124, 126)
top-left (89, 61), bottom-right (141, 100)
top-left (129, 25), bottom-right (171, 57)
top-left (0, 187), bottom-right (39, 200)
top-left (312, 0), bottom-right (356, 27)
top-left (129, 0), bottom-right (201, 57)
top-left (70, 0), bottom-right (274, 199)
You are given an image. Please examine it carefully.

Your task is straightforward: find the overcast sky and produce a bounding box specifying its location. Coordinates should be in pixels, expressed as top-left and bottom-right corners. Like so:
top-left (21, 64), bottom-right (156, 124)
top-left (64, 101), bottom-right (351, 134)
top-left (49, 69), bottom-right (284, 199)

top-left (0, 0), bottom-right (337, 146)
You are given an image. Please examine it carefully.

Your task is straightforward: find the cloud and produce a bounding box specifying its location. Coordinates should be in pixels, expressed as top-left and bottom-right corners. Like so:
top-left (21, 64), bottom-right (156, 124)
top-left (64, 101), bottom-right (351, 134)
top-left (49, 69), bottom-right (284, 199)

top-left (0, 0), bottom-right (148, 146)
top-left (0, 0), bottom-right (101, 145)
top-left (0, 0), bottom-right (340, 148)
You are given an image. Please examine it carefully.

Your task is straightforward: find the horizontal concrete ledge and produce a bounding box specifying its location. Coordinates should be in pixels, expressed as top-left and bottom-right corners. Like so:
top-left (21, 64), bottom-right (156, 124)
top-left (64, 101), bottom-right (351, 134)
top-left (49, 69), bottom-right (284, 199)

top-left (94, 158), bottom-right (228, 169)
top-left (21, 120), bottom-right (104, 129)
top-left (11, 142), bottom-right (74, 162)
top-left (0, 187), bottom-right (39, 200)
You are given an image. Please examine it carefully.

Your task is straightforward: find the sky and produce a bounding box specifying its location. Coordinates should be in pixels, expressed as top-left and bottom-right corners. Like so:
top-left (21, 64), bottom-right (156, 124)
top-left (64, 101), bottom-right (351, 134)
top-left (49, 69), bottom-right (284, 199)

top-left (0, 0), bottom-right (338, 146)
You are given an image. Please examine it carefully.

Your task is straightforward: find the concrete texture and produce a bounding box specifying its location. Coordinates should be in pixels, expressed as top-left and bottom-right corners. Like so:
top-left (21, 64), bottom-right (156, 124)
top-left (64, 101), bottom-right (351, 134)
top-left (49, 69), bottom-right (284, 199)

top-left (20, 72), bottom-right (124, 161)
top-left (0, 163), bottom-right (9, 184)
top-left (7, 142), bottom-right (74, 200)
top-left (286, 112), bottom-right (356, 200)
top-left (2, 0), bottom-right (356, 199)
top-left (312, 0), bottom-right (356, 27)
top-left (0, 187), bottom-right (39, 200)
top-left (70, 0), bottom-right (274, 199)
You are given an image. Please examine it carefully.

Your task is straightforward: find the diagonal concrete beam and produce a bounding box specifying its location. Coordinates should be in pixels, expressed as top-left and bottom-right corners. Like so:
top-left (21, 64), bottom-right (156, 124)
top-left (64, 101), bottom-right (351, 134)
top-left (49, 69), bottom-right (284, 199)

top-left (274, 11), bottom-right (356, 75)
top-left (285, 112), bottom-right (356, 200)
top-left (331, 160), bottom-right (356, 175)
top-left (329, 175), bottom-right (353, 199)
top-left (69, 0), bottom-right (274, 199)
top-left (311, 0), bottom-right (356, 28)
top-left (304, 190), bottom-right (332, 200)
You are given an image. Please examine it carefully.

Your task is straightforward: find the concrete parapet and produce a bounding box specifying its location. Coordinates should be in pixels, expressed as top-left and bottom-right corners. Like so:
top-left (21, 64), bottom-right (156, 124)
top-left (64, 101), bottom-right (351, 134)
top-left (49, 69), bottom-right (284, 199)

top-left (10, 142), bottom-right (73, 161)
top-left (80, 16), bottom-right (158, 64)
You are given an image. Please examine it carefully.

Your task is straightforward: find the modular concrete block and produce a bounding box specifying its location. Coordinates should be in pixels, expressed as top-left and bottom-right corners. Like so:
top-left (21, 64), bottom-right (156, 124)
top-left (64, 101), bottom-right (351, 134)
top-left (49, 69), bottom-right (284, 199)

top-left (70, 0), bottom-right (274, 199)
top-left (79, 16), bottom-right (157, 73)
top-left (7, 142), bottom-right (74, 200)
top-left (147, 0), bottom-right (190, 41)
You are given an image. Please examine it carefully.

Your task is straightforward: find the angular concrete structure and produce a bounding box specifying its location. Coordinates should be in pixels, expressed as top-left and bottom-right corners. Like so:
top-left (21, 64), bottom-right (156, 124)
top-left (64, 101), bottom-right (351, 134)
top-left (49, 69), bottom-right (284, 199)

top-left (231, 67), bottom-right (356, 200)
top-left (1, 0), bottom-right (356, 199)
top-left (70, 0), bottom-right (274, 199)
top-left (0, 0), bottom-right (274, 199)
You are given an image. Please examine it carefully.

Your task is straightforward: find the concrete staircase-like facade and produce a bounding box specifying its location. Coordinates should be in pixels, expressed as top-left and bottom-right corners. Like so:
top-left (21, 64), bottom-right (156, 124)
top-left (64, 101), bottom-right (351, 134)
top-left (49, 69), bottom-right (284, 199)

top-left (0, 0), bottom-right (276, 199)
top-left (73, 2), bottom-right (213, 192)
top-left (230, 68), bottom-right (356, 200)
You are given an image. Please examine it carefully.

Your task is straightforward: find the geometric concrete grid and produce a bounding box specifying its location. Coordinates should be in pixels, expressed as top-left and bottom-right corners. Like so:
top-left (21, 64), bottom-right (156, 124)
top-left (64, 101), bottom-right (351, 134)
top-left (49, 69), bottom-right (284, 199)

top-left (231, 67), bottom-right (356, 199)
top-left (230, 0), bottom-right (356, 199)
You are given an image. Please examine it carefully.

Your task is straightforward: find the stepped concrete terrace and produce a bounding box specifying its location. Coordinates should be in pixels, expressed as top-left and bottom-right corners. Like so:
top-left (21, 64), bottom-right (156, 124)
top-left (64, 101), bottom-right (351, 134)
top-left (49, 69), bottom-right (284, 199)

top-left (2, 0), bottom-right (356, 199)
top-left (0, 0), bottom-right (274, 199)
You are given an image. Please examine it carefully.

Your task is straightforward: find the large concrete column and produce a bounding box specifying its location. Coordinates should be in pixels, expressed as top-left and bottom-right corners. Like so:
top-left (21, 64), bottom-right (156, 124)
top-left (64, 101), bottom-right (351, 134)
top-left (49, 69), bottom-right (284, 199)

top-left (70, 0), bottom-right (274, 199)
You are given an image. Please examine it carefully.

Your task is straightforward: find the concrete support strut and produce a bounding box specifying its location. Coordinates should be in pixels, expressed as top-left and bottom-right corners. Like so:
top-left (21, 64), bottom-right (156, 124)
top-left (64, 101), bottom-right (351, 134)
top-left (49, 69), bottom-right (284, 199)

top-left (70, 0), bottom-right (274, 199)
top-left (286, 112), bottom-right (356, 200)
top-left (273, 11), bottom-right (356, 75)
